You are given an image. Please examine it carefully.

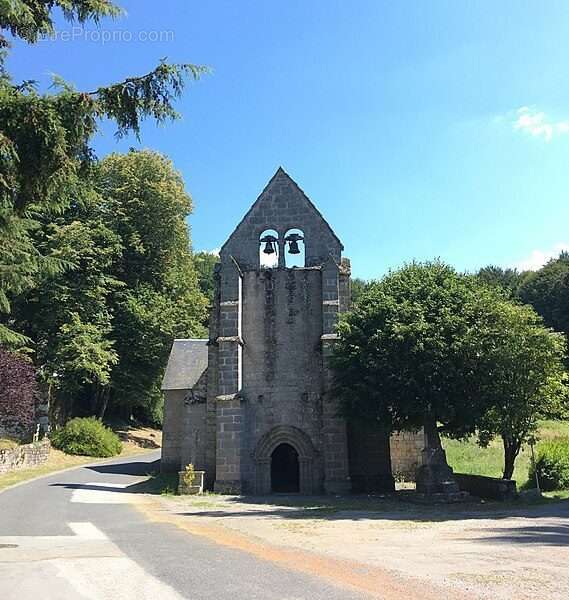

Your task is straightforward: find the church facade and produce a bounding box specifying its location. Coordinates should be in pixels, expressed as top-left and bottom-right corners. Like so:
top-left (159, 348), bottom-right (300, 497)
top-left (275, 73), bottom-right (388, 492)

top-left (161, 168), bottom-right (422, 494)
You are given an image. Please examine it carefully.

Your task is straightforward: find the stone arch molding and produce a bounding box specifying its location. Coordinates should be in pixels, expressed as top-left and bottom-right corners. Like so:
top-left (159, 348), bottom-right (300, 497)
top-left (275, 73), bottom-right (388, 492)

top-left (253, 426), bottom-right (317, 494)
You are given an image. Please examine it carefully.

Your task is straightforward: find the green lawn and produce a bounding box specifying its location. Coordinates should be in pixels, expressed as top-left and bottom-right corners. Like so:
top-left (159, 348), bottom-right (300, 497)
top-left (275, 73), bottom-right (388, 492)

top-left (444, 420), bottom-right (569, 487)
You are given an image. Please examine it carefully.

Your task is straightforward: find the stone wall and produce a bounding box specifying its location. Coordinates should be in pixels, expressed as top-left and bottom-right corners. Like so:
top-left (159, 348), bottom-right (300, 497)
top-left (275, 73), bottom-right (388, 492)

top-left (390, 431), bottom-right (424, 481)
top-left (239, 268), bottom-right (328, 494)
top-left (455, 473), bottom-right (517, 501)
top-left (162, 369), bottom-right (208, 474)
top-left (161, 389), bottom-right (187, 472)
top-left (180, 370), bottom-right (208, 473)
top-left (220, 168), bottom-right (343, 271)
top-left (0, 439), bottom-right (50, 474)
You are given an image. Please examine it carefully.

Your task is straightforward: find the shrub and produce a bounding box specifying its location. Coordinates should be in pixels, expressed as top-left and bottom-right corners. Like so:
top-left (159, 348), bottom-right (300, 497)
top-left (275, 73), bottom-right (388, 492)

top-left (0, 349), bottom-right (37, 440)
top-left (51, 417), bottom-right (122, 457)
top-left (528, 441), bottom-right (569, 491)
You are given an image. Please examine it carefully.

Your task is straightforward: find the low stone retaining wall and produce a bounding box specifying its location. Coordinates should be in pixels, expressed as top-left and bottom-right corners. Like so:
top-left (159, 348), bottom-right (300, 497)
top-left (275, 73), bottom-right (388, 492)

top-left (455, 473), bottom-right (517, 501)
top-left (0, 439), bottom-right (50, 474)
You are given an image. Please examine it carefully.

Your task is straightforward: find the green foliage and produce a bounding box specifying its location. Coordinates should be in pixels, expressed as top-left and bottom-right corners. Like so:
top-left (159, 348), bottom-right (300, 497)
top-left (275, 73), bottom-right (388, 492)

top-left (51, 416), bottom-right (122, 457)
top-left (0, 1), bottom-right (122, 46)
top-left (518, 252), bottom-right (569, 338)
top-left (0, 1), bottom-right (207, 345)
top-left (332, 261), bottom-right (502, 439)
top-left (194, 251), bottom-right (219, 306)
top-left (1, 1), bottom-right (209, 425)
top-left (55, 314), bottom-right (118, 390)
top-left (477, 265), bottom-right (528, 297)
top-left (94, 151), bottom-right (208, 422)
top-left (333, 260), bottom-right (568, 480)
top-left (350, 277), bottom-right (368, 305)
top-left (11, 150), bottom-right (208, 422)
top-left (445, 435), bottom-right (531, 481)
top-left (529, 441), bottom-right (569, 491)
top-left (445, 420), bottom-right (569, 486)
top-left (475, 301), bottom-right (567, 478)
top-left (97, 61), bottom-right (209, 139)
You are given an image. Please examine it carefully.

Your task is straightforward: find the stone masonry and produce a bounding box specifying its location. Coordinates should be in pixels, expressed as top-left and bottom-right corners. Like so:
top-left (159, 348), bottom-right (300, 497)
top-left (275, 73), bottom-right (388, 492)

top-left (161, 168), bottom-right (422, 493)
top-left (0, 439), bottom-right (50, 474)
top-left (390, 431), bottom-right (424, 481)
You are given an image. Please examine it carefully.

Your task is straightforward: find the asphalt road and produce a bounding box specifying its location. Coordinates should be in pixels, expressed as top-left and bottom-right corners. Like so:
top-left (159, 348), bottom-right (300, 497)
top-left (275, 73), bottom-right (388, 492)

top-left (0, 452), bottom-right (367, 600)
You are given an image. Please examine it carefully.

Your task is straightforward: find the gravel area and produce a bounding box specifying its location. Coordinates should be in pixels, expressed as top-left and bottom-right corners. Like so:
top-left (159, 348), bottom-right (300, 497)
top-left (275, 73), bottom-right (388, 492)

top-left (151, 494), bottom-right (569, 600)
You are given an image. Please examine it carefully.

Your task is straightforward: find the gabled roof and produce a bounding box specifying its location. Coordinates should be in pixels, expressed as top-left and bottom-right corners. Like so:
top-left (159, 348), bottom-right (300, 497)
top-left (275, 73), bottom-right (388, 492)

top-left (221, 167), bottom-right (343, 252)
top-left (161, 339), bottom-right (208, 391)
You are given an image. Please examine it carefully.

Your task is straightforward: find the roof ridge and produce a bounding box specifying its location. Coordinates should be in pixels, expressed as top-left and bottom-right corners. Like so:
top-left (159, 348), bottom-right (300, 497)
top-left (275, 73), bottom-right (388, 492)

top-left (277, 166), bottom-right (343, 249)
top-left (220, 168), bottom-right (343, 252)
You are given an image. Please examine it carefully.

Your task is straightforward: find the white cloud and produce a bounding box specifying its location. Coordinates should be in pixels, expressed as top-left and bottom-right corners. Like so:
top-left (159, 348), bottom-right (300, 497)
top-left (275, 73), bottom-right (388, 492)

top-left (513, 107), bottom-right (569, 142)
top-left (513, 242), bottom-right (569, 271)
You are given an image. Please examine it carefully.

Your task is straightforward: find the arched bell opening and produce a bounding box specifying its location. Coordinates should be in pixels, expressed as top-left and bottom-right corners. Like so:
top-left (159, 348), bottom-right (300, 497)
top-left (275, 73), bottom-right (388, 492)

top-left (259, 229), bottom-right (279, 269)
top-left (284, 228), bottom-right (305, 268)
top-left (271, 443), bottom-right (300, 493)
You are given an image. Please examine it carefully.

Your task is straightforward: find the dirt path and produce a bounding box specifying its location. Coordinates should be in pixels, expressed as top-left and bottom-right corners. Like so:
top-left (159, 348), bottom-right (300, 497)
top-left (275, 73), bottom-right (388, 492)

top-left (141, 494), bottom-right (569, 600)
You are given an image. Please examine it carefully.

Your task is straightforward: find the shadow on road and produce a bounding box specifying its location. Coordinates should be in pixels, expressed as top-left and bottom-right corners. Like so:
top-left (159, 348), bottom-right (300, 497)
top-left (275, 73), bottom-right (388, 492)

top-left (48, 457), bottom-right (177, 495)
top-left (87, 459), bottom-right (160, 477)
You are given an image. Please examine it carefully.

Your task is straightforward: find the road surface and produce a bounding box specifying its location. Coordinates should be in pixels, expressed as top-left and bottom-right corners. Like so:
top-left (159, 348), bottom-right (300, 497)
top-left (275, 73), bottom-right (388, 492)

top-left (0, 451), bottom-right (367, 600)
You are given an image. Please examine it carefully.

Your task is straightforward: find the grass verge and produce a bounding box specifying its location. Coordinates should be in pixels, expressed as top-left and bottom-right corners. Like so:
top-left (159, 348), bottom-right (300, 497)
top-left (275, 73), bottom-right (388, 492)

top-left (444, 419), bottom-right (569, 487)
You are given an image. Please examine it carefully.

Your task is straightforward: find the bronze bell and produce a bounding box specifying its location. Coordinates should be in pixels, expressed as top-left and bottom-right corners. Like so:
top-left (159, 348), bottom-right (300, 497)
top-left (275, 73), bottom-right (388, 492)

top-left (260, 234), bottom-right (277, 255)
top-left (288, 239), bottom-right (300, 254)
top-left (285, 232), bottom-right (303, 254)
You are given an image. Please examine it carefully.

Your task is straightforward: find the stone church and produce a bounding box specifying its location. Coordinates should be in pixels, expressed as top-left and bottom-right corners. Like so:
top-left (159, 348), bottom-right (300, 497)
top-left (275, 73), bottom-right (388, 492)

top-left (161, 168), bottom-right (422, 494)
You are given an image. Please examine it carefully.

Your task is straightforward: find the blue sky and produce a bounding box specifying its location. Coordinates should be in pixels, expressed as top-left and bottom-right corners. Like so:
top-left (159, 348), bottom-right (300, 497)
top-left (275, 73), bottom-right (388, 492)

top-left (7, 1), bottom-right (569, 278)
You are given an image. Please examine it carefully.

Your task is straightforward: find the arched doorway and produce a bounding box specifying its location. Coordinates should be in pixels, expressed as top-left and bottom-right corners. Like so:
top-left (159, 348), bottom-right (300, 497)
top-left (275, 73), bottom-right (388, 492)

top-left (254, 426), bottom-right (316, 494)
top-left (271, 443), bottom-right (300, 493)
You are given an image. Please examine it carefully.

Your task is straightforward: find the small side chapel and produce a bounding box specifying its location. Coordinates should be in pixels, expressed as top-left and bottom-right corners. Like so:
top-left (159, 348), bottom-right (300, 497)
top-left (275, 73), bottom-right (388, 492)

top-left (161, 168), bottom-right (422, 494)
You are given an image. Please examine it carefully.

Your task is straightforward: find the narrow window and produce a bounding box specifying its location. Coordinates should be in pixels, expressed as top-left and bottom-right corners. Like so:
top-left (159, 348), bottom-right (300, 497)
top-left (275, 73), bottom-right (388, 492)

top-left (259, 229), bottom-right (279, 268)
top-left (284, 229), bottom-right (305, 268)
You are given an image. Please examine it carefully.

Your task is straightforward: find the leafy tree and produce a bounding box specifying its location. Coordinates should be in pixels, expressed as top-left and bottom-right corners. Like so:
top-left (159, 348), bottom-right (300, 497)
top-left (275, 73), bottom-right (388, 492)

top-left (332, 261), bottom-right (500, 471)
top-left (94, 151), bottom-right (208, 423)
top-left (518, 253), bottom-right (569, 338)
top-left (11, 203), bottom-right (123, 419)
top-left (194, 251), bottom-right (219, 306)
top-left (477, 265), bottom-right (527, 297)
top-left (0, 1), bottom-right (122, 47)
top-left (0, 0), bottom-right (207, 344)
top-left (350, 277), bottom-right (368, 305)
top-left (12, 150), bottom-right (208, 423)
top-left (0, 348), bottom-right (37, 439)
top-left (475, 301), bottom-right (567, 479)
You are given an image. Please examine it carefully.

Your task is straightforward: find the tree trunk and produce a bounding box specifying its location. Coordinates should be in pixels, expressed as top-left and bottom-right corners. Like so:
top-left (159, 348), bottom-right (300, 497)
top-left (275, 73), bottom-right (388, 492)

top-left (502, 435), bottom-right (521, 480)
top-left (89, 383), bottom-right (99, 416)
top-left (424, 411), bottom-right (443, 453)
top-left (97, 386), bottom-right (110, 420)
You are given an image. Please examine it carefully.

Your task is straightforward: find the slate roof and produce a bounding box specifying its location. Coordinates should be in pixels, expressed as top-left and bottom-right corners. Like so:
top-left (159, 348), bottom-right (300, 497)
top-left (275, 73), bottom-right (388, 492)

top-left (161, 339), bottom-right (208, 391)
